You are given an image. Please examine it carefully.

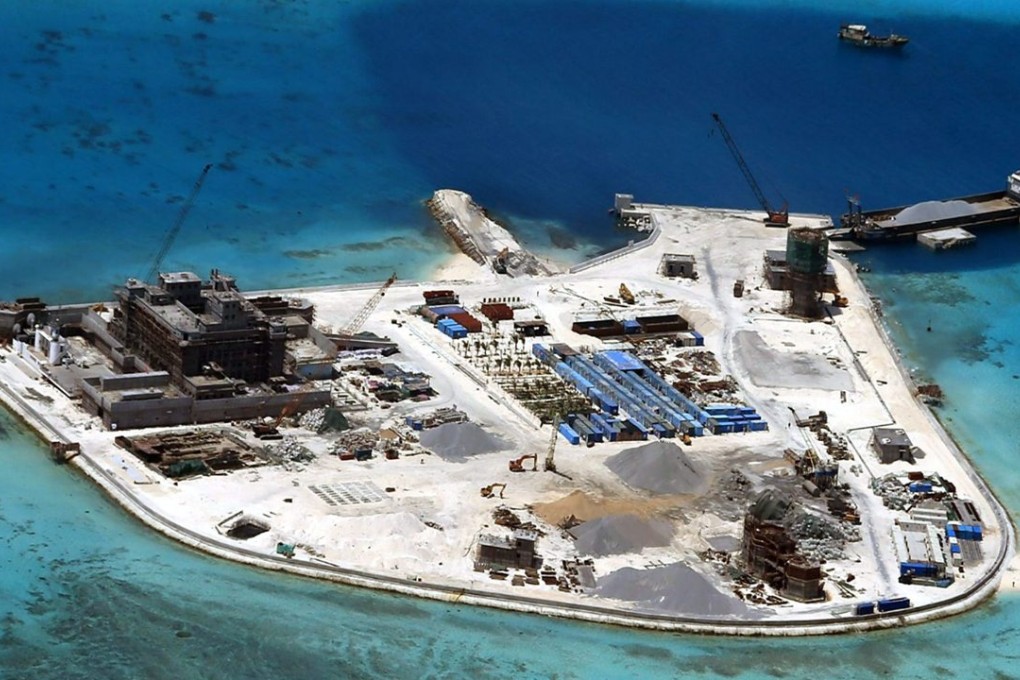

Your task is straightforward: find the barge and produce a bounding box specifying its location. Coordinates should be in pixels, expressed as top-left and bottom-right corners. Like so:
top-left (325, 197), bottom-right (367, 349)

top-left (837, 170), bottom-right (1020, 242)
top-left (838, 24), bottom-right (909, 48)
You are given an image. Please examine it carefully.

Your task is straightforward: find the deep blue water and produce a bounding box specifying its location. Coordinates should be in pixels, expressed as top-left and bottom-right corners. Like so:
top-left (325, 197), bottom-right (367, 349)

top-left (4, 0), bottom-right (1020, 301)
top-left (4, 1), bottom-right (1020, 678)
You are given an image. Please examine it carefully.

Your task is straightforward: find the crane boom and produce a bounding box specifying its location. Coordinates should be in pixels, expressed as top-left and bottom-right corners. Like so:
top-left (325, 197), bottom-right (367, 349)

top-left (145, 164), bottom-right (214, 282)
top-left (337, 273), bottom-right (397, 342)
top-left (710, 113), bottom-right (788, 226)
top-left (544, 416), bottom-right (560, 472)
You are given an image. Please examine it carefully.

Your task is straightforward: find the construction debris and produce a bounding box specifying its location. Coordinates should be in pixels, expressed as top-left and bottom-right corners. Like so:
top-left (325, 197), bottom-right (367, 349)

top-left (115, 429), bottom-right (262, 479)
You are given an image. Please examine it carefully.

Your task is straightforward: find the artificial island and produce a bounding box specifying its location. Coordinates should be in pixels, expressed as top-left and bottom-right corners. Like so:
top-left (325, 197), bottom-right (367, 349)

top-left (0, 188), bottom-right (1014, 636)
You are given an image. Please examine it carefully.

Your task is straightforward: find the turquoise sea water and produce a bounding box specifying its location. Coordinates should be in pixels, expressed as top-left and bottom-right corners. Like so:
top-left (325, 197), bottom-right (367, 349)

top-left (4, 1), bottom-right (1020, 678)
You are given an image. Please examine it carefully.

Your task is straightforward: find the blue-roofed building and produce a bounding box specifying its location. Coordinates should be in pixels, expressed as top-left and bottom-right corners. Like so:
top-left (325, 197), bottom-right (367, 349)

top-left (597, 349), bottom-right (645, 372)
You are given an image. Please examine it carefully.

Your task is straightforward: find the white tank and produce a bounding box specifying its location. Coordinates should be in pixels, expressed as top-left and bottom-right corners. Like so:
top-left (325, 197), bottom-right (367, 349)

top-left (48, 337), bottom-right (62, 365)
top-left (33, 325), bottom-right (42, 351)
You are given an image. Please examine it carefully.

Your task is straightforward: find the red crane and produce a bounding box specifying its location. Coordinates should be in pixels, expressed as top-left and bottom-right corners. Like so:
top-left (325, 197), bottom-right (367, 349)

top-left (711, 113), bottom-right (789, 226)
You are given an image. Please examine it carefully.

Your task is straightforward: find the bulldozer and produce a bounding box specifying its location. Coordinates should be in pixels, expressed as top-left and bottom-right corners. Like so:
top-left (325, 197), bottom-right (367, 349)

top-left (508, 454), bottom-right (537, 473)
top-left (480, 483), bottom-right (507, 499)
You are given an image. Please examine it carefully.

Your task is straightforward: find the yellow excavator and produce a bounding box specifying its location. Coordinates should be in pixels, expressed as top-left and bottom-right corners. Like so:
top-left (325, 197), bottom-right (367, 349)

top-left (619, 283), bottom-right (636, 305)
top-left (480, 483), bottom-right (507, 499)
top-left (508, 454), bottom-right (537, 473)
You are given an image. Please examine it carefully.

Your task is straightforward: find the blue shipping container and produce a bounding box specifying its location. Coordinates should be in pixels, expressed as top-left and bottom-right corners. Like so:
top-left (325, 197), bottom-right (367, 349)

top-left (855, 602), bottom-right (875, 616)
top-left (877, 597), bottom-right (911, 613)
top-left (558, 422), bottom-right (581, 445)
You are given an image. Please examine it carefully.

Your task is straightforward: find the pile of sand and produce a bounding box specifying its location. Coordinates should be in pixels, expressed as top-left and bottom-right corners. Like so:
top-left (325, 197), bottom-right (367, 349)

top-left (531, 490), bottom-right (682, 526)
top-left (419, 422), bottom-right (511, 461)
top-left (605, 441), bottom-right (708, 495)
top-left (595, 562), bottom-right (759, 618)
top-left (572, 514), bottom-right (674, 557)
top-left (893, 199), bottom-right (978, 224)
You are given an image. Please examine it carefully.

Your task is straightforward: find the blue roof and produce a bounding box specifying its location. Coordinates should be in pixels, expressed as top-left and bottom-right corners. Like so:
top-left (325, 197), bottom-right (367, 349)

top-left (429, 305), bottom-right (466, 316)
top-left (597, 350), bottom-right (645, 372)
top-left (622, 319), bottom-right (642, 328)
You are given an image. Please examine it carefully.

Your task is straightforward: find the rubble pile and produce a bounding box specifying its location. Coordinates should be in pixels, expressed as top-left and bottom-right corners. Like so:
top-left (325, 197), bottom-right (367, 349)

top-left (871, 474), bottom-right (911, 510)
top-left (264, 436), bottom-right (315, 465)
top-left (783, 510), bottom-right (860, 561)
top-left (299, 408), bottom-right (326, 431)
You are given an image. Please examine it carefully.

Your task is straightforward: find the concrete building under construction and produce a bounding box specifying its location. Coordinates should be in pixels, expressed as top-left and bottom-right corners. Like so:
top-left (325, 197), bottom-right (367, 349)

top-left (741, 489), bottom-right (825, 602)
top-left (764, 228), bottom-right (836, 319)
top-left (110, 270), bottom-right (289, 388)
top-left (4, 270), bottom-right (334, 430)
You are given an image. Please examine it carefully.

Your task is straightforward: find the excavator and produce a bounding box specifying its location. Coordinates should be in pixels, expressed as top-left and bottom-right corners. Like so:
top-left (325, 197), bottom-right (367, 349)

top-left (619, 283), bottom-right (636, 305)
top-left (480, 483), bottom-right (507, 499)
top-left (508, 454), bottom-right (537, 473)
top-left (252, 380), bottom-right (316, 439)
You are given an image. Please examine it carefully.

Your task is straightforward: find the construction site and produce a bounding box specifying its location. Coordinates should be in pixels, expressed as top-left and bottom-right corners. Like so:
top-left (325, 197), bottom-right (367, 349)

top-left (0, 180), bottom-right (1009, 629)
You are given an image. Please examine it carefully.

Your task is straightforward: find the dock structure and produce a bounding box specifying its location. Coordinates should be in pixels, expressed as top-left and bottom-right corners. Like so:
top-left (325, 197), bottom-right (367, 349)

top-left (917, 228), bottom-right (976, 251)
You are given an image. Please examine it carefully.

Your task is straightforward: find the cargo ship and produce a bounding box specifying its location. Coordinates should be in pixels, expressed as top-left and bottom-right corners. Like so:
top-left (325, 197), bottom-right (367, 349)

top-left (836, 170), bottom-right (1020, 242)
top-left (838, 24), bottom-right (909, 48)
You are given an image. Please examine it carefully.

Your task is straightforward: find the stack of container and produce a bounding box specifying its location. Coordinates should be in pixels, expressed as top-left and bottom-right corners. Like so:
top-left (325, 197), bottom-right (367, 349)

top-left (948, 522), bottom-right (983, 541)
top-left (436, 318), bottom-right (467, 339)
top-left (423, 290), bottom-right (459, 305)
top-left (480, 302), bottom-right (514, 322)
top-left (448, 311), bottom-right (482, 333)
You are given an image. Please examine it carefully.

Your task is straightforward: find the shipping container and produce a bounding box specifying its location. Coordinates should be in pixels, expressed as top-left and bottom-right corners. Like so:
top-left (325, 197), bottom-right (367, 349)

top-left (480, 302), bottom-right (514, 322)
top-left (876, 597), bottom-right (910, 613)
top-left (855, 602), bottom-right (876, 616)
top-left (558, 422), bottom-right (581, 445)
top-left (448, 311), bottom-right (483, 333)
top-left (908, 482), bottom-right (933, 493)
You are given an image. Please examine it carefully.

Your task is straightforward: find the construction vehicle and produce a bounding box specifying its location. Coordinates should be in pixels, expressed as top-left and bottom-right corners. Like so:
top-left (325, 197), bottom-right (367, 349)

top-left (493, 247), bottom-right (510, 275)
top-left (544, 417), bottom-right (560, 472)
top-left (508, 454), bottom-right (538, 473)
top-left (145, 164), bottom-right (214, 282)
top-left (711, 113), bottom-right (789, 227)
top-left (252, 380), bottom-right (317, 438)
top-left (619, 283), bottom-right (636, 305)
top-left (480, 483), bottom-right (507, 499)
top-left (332, 272), bottom-right (398, 349)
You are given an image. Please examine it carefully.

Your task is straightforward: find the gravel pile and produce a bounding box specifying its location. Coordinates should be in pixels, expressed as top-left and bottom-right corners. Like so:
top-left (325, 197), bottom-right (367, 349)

top-left (419, 422), bottom-right (511, 461)
top-left (892, 199), bottom-right (978, 224)
top-left (595, 562), bottom-right (759, 618)
top-left (605, 441), bottom-right (707, 495)
top-left (572, 514), bottom-right (674, 557)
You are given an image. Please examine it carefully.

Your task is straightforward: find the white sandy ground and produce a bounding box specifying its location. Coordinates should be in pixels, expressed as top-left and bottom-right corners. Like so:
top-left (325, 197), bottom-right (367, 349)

top-left (0, 201), bottom-right (1013, 632)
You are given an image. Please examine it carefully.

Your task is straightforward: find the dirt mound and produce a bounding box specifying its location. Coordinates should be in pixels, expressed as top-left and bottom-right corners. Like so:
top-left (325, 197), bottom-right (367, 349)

top-left (419, 422), bottom-right (511, 461)
top-left (572, 514), bottom-right (674, 557)
top-left (605, 441), bottom-right (708, 495)
top-left (531, 490), bottom-right (683, 527)
top-left (595, 562), bottom-right (759, 618)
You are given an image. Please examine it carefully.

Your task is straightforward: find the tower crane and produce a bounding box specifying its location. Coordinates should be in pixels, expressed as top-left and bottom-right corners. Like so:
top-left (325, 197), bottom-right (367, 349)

top-left (710, 113), bottom-right (789, 227)
top-left (334, 273), bottom-right (397, 348)
top-left (145, 164), bottom-right (214, 282)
